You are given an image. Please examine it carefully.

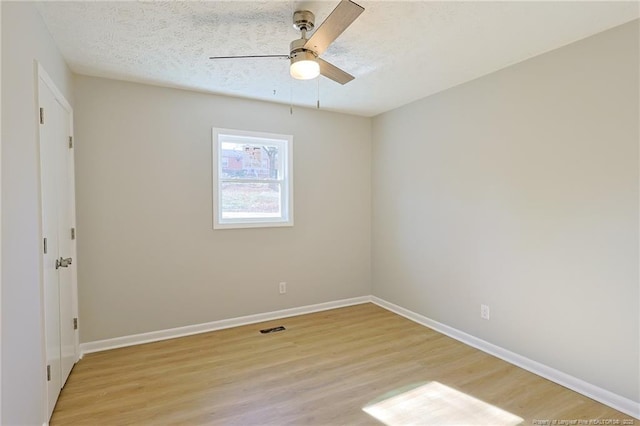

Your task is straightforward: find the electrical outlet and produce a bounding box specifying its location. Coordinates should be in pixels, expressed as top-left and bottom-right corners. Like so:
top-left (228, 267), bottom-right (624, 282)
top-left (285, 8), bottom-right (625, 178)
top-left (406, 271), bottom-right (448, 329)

top-left (279, 282), bottom-right (287, 294)
top-left (481, 304), bottom-right (490, 320)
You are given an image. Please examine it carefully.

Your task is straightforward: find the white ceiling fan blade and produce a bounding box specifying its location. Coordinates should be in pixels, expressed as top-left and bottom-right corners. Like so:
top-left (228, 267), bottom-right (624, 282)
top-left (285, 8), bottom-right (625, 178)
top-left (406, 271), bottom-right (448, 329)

top-left (304, 0), bottom-right (364, 56)
top-left (209, 55), bottom-right (289, 60)
top-left (318, 58), bottom-right (355, 85)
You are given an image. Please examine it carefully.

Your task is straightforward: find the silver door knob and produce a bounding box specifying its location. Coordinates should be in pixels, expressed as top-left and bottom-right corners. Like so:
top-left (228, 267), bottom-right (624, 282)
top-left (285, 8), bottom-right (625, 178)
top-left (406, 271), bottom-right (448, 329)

top-left (55, 257), bottom-right (72, 269)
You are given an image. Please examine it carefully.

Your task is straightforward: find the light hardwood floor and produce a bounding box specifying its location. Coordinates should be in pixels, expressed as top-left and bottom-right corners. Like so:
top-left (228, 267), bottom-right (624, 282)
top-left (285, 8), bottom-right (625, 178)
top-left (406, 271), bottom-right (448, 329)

top-left (52, 303), bottom-right (635, 425)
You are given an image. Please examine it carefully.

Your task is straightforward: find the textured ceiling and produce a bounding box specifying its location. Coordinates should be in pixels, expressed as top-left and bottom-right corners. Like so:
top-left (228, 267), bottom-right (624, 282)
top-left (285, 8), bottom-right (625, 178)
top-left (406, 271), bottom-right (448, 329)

top-left (36, 1), bottom-right (639, 117)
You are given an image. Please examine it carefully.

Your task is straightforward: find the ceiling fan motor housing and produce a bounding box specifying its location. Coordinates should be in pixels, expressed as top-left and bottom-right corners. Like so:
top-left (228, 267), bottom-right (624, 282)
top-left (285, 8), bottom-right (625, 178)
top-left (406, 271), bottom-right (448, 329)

top-left (290, 38), bottom-right (316, 57)
top-left (291, 10), bottom-right (317, 60)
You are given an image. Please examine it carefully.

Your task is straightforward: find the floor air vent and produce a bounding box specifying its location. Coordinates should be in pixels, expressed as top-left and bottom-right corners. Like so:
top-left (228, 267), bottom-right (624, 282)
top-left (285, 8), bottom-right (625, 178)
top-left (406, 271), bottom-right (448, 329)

top-left (260, 326), bottom-right (286, 334)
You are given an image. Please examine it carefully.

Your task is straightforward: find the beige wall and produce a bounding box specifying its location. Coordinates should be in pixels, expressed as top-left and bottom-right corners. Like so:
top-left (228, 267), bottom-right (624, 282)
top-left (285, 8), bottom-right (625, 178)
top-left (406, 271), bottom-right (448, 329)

top-left (73, 76), bottom-right (372, 342)
top-left (372, 20), bottom-right (639, 403)
top-left (1, 2), bottom-right (75, 424)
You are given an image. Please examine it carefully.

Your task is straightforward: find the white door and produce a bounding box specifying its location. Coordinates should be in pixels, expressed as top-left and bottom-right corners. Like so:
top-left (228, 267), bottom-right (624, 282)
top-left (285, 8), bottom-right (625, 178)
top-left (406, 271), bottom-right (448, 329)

top-left (54, 85), bottom-right (76, 387)
top-left (38, 66), bottom-right (78, 420)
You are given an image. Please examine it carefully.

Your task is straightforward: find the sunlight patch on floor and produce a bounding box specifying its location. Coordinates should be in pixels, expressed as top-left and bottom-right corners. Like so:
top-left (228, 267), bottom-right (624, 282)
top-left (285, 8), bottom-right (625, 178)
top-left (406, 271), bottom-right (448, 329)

top-left (363, 381), bottom-right (524, 426)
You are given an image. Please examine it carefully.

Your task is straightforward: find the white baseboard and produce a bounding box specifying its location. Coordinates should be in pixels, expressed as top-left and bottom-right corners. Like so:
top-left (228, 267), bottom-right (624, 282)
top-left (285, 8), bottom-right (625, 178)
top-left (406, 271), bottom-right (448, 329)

top-left (79, 296), bottom-right (371, 356)
top-left (370, 296), bottom-right (640, 419)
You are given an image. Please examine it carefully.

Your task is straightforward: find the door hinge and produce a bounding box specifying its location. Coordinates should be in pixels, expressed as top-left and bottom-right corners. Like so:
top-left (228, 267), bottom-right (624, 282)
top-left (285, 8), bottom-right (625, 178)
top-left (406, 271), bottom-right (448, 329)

top-left (69, 136), bottom-right (73, 149)
top-left (46, 365), bottom-right (51, 381)
top-left (43, 237), bottom-right (48, 254)
top-left (73, 317), bottom-right (78, 330)
top-left (39, 107), bottom-right (44, 124)
top-left (71, 227), bottom-right (76, 240)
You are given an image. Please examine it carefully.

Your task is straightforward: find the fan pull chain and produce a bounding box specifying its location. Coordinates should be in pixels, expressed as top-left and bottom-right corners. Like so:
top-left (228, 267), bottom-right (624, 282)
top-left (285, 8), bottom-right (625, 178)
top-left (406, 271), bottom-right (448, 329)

top-left (289, 0), bottom-right (295, 115)
top-left (317, 77), bottom-right (320, 109)
top-left (290, 77), bottom-right (294, 115)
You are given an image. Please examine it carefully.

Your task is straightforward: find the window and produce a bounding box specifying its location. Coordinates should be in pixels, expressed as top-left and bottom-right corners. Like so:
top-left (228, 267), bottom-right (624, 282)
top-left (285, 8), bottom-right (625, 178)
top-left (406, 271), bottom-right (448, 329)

top-left (212, 128), bottom-right (293, 229)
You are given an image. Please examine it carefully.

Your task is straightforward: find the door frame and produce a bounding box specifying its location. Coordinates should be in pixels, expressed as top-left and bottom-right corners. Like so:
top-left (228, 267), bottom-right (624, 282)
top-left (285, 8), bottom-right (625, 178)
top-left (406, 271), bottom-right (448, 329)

top-left (35, 61), bottom-right (79, 421)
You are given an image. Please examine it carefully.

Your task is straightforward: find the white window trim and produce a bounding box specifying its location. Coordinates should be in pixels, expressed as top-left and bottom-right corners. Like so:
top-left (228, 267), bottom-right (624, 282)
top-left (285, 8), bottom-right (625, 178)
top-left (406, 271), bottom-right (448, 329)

top-left (212, 127), bottom-right (294, 230)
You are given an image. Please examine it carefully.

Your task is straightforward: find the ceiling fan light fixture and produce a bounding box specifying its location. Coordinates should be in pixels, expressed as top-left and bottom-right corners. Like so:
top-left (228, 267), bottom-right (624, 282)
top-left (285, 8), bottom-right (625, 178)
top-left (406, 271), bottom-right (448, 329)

top-left (290, 50), bottom-right (320, 80)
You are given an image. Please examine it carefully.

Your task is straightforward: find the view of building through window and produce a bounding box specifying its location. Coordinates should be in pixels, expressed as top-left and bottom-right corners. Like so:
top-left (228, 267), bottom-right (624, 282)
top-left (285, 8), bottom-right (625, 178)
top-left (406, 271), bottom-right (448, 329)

top-left (220, 142), bottom-right (282, 218)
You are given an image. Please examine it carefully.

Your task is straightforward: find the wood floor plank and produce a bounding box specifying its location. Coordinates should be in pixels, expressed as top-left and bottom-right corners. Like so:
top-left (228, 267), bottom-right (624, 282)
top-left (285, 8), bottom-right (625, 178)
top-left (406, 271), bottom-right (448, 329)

top-left (51, 303), bottom-right (635, 425)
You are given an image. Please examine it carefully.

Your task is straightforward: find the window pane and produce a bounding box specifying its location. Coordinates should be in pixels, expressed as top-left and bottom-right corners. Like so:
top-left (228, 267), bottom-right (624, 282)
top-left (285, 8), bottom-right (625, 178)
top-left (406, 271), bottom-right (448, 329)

top-left (220, 142), bottom-right (280, 180)
top-left (213, 127), bottom-right (292, 229)
top-left (220, 181), bottom-right (282, 219)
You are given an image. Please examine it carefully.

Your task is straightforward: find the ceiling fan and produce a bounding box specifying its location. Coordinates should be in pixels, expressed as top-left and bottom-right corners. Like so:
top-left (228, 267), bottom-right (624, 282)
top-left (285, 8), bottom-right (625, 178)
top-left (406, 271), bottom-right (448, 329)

top-left (209, 0), bottom-right (365, 85)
